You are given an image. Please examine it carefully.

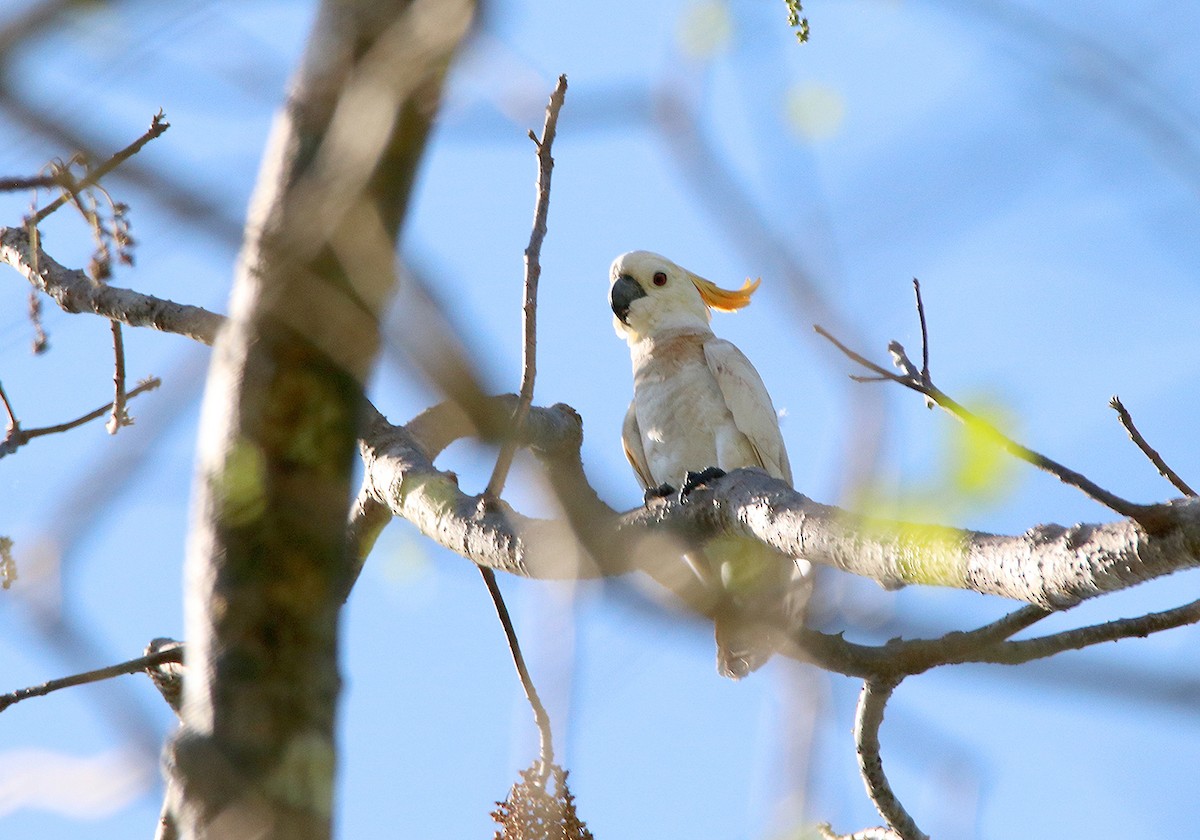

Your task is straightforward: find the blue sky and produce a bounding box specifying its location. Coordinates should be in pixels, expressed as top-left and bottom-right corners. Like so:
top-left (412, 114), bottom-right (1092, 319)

top-left (2, 1), bottom-right (1199, 838)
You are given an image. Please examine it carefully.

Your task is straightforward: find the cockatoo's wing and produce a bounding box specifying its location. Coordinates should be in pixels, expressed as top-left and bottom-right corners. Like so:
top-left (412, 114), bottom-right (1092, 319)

top-left (621, 401), bottom-right (654, 490)
top-left (703, 338), bottom-right (792, 484)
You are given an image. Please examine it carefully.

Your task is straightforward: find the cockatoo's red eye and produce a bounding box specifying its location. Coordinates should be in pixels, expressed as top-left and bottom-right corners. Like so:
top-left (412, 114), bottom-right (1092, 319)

top-left (652, 272), bottom-right (668, 286)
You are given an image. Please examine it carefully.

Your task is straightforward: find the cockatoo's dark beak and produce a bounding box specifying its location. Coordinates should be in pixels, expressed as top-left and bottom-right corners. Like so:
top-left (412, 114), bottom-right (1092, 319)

top-left (610, 274), bottom-right (647, 324)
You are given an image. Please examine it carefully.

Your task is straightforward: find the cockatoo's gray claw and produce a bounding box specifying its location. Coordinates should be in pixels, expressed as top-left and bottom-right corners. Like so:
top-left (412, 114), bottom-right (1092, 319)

top-left (644, 483), bottom-right (676, 504)
top-left (680, 467), bottom-right (726, 499)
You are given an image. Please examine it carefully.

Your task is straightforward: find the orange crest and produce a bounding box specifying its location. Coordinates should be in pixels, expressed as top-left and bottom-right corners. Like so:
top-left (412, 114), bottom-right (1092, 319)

top-left (689, 273), bottom-right (761, 312)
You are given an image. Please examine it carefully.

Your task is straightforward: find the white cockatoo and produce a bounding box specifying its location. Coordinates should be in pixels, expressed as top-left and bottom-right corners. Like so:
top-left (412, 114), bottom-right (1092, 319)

top-left (609, 250), bottom-right (810, 678)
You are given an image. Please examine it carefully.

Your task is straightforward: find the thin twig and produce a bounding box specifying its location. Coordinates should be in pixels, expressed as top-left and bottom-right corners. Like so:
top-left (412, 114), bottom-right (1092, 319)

top-left (1109, 395), bottom-right (1196, 497)
top-left (480, 566), bottom-right (555, 771)
top-left (815, 310), bottom-right (1169, 531)
top-left (0, 644), bottom-right (184, 713)
top-left (912, 279), bottom-right (929, 382)
top-left (0, 173), bottom-right (64, 191)
top-left (31, 111), bottom-right (169, 225)
top-left (479, 75), bottom-right (568, 781)
top-left (854, 679), bottom-right (928, 840)
top-left (800, 593), bottom-right (1200, 683)
top-left (21, 377), bottom-right (158, 439)
top-left (1, 376), bottom-right (160, 457)
top-left (797, 604), bottom-right (1052, 680)
top-left (484, 74), bottom-right (568, 500)
top-left (970, 596), bottom-right (1200, 666)
top-left (106, 320), bottom-right (129, 434)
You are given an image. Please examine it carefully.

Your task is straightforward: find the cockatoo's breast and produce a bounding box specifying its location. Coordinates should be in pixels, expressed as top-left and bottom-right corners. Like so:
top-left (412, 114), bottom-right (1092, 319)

top-left (630, 330), bottom-right (758, 487)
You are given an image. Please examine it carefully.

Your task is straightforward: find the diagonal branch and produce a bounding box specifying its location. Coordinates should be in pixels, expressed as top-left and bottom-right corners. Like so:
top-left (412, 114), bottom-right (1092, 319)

top-left (30, 110), bottom-right (169, 224)
top-left (1, 376), bottom-right (161, 458)
top-left (1, 225), bottom-right (225, 344)
top-left (0, 643), bottom-right (184, 713)
top-left (356, 390), bottom-right (1200, 617)
top-left (815, 283), bottom-right (1170, 533)
top-left (969, 596), bottom-right (1200, 666)
top-left (1109, 395), bottom-right (1196, 497)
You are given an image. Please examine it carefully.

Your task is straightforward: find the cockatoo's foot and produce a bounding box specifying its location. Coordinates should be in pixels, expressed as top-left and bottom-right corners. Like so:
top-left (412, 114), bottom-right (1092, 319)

top-left (643, 483), bottom-right (676, 504)
top-left (680, 467), bottom-right (727, 498)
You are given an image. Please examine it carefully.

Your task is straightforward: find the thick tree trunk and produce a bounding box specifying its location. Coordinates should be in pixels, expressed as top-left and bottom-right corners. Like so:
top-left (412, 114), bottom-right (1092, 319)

top-left (164, 1), bottom-right (473, 837)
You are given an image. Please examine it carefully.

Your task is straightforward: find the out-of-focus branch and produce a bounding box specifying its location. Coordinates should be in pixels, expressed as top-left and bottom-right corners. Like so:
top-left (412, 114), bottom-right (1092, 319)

top-left (27, 288), bottom-right (47, 352)
top-left (168, 1), bottom-right (477, 837)
top-left (0, 171), bottom-right (68, 191)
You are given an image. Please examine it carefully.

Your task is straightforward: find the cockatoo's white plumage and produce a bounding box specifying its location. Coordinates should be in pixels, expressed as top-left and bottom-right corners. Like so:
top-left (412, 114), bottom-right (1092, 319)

top-left (609, 250), bottom-right (809, 678)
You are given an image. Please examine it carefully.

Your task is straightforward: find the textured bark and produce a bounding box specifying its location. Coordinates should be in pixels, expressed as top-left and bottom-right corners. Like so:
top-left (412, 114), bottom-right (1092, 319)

top-left (6, 5), bottom-right (1200, 757)
top-left (167, 1), bottom-right (474, 838)
top-left (629, 469), bottom-right (1199, 609)
top-left (6, 202), bottom-right (1199, 620)
top-left (0, 225), bottom-right (224, 344)
top-left (356, 405), bottom-right (1200, 614)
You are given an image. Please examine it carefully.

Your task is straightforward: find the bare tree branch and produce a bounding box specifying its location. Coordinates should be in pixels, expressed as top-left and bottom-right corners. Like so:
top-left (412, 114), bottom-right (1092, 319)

top-left (27, 287), bottom-right (47, 352)
top-left (105, 320), bottom-right (130, 434)
top-left (485, 74), bottom-right (567, 500)
top-left (911, 278), bottom-right (931, 386)
top-left (30, 110), bottom-right (168, 224)
top-left (0, 171), bottom-right (68, 191)
top-left (340, 380), bottom-right (1200, 613)
top-left (0, 643), bottom-right (184, 713)
top-left (479, 74), bottom-right (569, 780)
top-left (969, 596), bottom-right (1200, 666)
top-left (818, 825), bottom-right (905, 840)
top-left (1, 225), bottom-right (225, 344)
top-left (853, 679), bottom-right (927, 840)
top-left (1109, 395), bottom-right (1196, 497)
top-left (166, 1), bottom-right (477, 836)
top-left (815, 288), bottom-right (1171, 533)
top-left (0, 376), bottom-right (160, 457)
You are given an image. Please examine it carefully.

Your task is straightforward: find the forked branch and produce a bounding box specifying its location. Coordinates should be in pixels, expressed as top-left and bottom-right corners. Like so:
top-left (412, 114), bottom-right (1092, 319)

top-left (815, 280), bottom-right (1171, 533)
top-left (480, 74), bottom-right (569, 779)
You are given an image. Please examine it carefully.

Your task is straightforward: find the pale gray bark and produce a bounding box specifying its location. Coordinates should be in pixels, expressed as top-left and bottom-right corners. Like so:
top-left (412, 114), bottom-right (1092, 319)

top-left (354, 401), bottom-right (1200, 613)
top-left (0, 225), bottom-right (224, 344)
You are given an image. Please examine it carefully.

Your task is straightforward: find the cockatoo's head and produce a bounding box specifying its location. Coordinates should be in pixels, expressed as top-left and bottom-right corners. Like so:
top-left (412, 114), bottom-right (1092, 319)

top-left (609, 250), bottom-right (760, 343)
